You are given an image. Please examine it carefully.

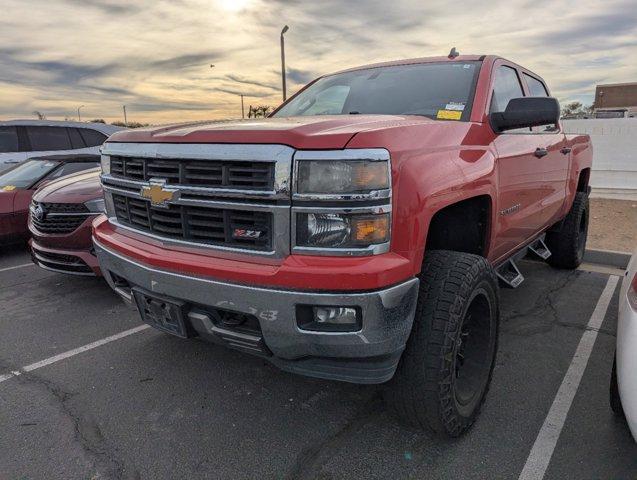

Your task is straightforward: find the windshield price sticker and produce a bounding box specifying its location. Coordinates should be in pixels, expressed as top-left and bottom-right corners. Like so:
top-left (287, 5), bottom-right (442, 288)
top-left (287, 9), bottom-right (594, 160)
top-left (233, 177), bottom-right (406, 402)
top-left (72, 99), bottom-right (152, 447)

top-left (437, 110), bottom-right (462, 120)
top-left (445, 102), bottom-right (465, 111)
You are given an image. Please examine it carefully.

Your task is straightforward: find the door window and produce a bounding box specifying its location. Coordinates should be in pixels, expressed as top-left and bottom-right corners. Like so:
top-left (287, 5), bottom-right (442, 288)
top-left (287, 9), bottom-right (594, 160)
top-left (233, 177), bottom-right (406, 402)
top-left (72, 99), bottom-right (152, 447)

top-left (523, 74), bottom-right (549, 97)
top-left (523, 74), bottom-right (557, 132)
top-left (490, 66), bottom-right (525, 113)
top-left (78, 128), bottom-right (107, 147)
top-left (68, 128), bottom-right (87, 149)
top-left (26, 126), bottom-right (72, 151)
top-left (0, 126), bottom-right (19, 153)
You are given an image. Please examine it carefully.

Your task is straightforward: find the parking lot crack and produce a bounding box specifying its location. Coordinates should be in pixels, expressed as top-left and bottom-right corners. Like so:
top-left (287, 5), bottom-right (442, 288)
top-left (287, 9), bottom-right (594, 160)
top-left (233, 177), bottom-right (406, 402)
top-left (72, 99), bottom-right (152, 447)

top-left (11, 370), bottom-right (138, 480)
top-left (502, 271), bottom-right (585, 336)
top-left (285, 393), bottom-right (383, 480)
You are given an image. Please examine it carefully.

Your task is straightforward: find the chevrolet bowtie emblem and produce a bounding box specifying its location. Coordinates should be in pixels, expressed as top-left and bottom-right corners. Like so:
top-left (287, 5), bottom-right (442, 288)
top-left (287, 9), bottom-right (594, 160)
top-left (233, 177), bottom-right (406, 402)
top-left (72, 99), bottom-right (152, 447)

top-left (140, 179), bottom-right (180, 207)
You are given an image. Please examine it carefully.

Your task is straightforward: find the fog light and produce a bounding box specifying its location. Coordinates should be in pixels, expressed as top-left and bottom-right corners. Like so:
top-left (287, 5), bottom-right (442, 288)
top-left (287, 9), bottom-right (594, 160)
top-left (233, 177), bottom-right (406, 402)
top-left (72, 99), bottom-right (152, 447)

top-left (296, 305), bottom-right (361, 332)
top-left (314, 306), bottom-right (357, 325)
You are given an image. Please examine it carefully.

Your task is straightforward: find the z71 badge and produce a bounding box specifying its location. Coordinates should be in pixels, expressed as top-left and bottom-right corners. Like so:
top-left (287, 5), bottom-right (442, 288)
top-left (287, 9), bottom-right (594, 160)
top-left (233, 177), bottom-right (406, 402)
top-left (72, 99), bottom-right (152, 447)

top-left (232, 228), bottom-right (263, 239)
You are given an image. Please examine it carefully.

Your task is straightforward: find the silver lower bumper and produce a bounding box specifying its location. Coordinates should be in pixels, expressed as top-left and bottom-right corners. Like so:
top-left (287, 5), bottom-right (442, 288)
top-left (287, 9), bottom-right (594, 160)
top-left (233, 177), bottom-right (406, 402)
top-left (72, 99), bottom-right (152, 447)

top-left (94, 240), bottom-right (419, 383)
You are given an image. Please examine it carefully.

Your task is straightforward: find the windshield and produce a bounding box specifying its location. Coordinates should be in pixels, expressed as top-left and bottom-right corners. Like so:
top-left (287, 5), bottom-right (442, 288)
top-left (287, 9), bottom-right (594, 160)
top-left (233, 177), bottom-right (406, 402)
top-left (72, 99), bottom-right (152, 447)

top-left (273, 61), bottom-right (481, 121)
top-left (0, 159), bottom-right (61, 190)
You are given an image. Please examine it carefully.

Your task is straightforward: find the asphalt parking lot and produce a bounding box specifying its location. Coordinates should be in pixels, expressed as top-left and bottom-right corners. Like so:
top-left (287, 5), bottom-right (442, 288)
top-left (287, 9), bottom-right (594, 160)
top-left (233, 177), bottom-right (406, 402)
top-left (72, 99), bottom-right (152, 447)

top-left (1, 244), bottom-right (636, 480)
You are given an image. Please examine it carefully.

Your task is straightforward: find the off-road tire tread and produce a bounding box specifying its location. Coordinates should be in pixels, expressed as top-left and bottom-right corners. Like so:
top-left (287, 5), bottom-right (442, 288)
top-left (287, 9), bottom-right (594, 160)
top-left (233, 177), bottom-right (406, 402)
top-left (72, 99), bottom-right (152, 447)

top-left (546, 192), bottom-right (589, 269)
top-left (383, 250), bottom-right (499, 437)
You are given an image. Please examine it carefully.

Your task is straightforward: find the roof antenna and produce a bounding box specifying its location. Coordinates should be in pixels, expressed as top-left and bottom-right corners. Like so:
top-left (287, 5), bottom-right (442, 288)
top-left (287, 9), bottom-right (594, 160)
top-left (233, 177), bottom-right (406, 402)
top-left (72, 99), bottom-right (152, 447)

top-left (448, 47), bottom-right (459, 58)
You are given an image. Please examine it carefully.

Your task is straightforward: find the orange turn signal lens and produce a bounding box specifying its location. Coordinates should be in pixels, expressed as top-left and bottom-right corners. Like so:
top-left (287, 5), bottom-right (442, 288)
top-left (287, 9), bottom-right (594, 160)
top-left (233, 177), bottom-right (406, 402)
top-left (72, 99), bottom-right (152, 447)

top-left (351, 214), bottom-right (390, 244)
top-left (352, 162), bottom-right (389, 190)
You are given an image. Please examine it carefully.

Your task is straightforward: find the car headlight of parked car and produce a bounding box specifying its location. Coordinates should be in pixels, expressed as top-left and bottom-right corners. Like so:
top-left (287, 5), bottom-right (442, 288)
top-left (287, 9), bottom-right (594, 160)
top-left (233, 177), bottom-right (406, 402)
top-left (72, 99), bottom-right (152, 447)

top-left (84, 197), bottom-right (106, 213)
top-left (292, 149), bottom-right (391, 255)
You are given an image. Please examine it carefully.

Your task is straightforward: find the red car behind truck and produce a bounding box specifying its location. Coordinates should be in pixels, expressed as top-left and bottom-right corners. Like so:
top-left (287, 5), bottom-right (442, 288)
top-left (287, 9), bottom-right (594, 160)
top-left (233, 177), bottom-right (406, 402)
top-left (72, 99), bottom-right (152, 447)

top-left (29, 168), bottom-right (104, 275)
top-left (93, 54), bottom-right (593, 437)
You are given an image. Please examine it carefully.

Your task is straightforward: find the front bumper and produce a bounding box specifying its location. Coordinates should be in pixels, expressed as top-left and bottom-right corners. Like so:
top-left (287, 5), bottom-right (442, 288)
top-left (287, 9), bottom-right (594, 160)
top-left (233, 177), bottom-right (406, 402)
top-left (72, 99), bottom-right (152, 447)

top-left (30, 239), bottom-right (101, 276)
top-left (94, 240), bottom-right (419, 384)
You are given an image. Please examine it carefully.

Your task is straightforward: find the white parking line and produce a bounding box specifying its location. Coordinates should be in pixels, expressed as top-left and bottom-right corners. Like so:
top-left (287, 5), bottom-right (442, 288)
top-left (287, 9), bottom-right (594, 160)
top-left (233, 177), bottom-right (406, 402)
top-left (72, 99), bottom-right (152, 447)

top-left (519, 275), bottom-right (620, 480)
top-left (0, 263), bottom-right (35, 273)
top-left (0, 324), bottom-right (150, 385)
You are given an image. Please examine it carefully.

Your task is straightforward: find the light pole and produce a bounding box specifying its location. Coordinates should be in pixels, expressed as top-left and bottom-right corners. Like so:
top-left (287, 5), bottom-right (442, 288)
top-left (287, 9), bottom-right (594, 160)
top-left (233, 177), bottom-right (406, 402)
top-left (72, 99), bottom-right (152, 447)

top-left (240, 94), bottom-right (245, 119)
top-left (280, 25), bottom-right (289, 101)
top-left (77, 105), bottom-right (85, 122)
top-left (123, 105), bottom-right (128, 127)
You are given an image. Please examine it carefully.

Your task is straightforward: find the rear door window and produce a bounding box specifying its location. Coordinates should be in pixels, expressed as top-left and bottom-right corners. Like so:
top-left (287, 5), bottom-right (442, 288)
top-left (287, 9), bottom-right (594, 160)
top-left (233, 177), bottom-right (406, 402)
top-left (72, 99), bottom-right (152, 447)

top-left (523, 74), bottom-right (549, 97)
top-left (78, 128), bottom-right (107, 147)
top-left (0, 126), bottom-right (19, 153)
top-left (26, 126), bottom-right (72, 151)
top-left (68, 128), bottom-right (87, 149)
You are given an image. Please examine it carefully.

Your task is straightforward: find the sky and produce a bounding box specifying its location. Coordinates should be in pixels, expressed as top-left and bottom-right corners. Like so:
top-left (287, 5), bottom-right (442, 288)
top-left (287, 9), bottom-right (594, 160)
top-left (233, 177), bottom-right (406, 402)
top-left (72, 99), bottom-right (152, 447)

top-left (1, 0), bottom-right (636, 124)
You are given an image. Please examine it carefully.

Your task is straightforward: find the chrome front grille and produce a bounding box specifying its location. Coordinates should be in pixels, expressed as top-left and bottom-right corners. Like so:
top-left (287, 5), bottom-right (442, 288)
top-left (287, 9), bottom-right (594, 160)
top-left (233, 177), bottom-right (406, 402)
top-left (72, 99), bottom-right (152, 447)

top-left (109, 156), bottom-right (275, 190)
top-left (100, 143), bottom-right (293, 259)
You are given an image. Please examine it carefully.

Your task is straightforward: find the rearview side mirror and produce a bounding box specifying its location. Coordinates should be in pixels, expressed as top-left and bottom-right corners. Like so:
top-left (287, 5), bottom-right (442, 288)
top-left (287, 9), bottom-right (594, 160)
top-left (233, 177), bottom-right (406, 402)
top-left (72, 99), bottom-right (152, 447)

top-left (490, 97), bottom-right (560, 133)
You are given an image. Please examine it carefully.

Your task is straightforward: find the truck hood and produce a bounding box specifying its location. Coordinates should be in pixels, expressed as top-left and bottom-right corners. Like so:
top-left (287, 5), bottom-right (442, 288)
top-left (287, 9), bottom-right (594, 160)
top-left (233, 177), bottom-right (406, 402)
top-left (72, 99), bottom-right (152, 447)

top-left (33, 168), bottom-right (102, 204)
top-left (105, 115), bottom-right (437, 149)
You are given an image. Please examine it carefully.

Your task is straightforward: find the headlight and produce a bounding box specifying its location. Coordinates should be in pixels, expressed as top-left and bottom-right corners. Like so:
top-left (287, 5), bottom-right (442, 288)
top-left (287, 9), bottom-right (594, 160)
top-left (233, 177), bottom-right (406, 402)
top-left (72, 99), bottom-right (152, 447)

top-left (292, 149), bottom-right (392, 255)
top-left (84, 198), bottom-right (106, 213)
top-left (296, 160), bottom-right (389, 194)
top-left (296, 212), bottom-right (390, 248)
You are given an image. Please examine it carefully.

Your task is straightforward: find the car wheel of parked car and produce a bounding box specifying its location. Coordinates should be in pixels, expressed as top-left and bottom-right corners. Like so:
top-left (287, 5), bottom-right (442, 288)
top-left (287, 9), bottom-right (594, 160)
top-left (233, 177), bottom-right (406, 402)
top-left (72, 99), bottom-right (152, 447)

top-left (546, 192), bottom-right (589, 269)
top-left (610, 356), bottom-right (625, 417)
top-left (383, 250), bottom-right (500, 437)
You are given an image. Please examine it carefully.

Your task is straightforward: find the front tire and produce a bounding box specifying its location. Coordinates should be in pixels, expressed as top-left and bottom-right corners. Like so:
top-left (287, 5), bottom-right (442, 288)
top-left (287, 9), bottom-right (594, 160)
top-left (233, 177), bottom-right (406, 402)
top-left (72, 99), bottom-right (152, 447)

top-left (546, 192), bottom-right (589, 269)
top-left (383, 250), bottom-right (500, 437)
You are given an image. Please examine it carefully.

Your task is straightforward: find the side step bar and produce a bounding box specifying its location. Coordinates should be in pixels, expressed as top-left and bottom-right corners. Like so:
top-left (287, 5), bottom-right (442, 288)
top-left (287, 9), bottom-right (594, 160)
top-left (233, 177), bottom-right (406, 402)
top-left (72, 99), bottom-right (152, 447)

top-left (528, 237), bottom-right (552, 260)
top-left (496, 257), bottom-right (525, 288)
top-left (495, 234), bottom-right (552, 289)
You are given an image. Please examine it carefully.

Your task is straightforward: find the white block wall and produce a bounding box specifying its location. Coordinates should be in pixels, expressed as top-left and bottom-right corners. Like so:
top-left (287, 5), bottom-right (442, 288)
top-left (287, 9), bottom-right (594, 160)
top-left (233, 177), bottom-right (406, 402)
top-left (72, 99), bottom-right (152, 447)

top-left (562, 119), bottom-right (637, 199)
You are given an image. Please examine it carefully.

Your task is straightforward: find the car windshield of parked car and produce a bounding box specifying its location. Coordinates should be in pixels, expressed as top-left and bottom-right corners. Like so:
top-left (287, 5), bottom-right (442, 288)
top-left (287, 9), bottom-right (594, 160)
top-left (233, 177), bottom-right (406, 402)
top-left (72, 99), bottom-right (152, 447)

top-left (273, 61), bottom-right (481, 121)
top-left (0, 159), bottom-right (61, 189)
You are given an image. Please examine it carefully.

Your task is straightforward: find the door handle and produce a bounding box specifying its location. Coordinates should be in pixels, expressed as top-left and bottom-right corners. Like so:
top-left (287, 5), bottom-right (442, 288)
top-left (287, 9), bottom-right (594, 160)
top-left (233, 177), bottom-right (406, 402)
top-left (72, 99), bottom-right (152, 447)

top-left (560, 147), bottom-right (572, 155)
top-left (534, 147), bottom-right (548, 158)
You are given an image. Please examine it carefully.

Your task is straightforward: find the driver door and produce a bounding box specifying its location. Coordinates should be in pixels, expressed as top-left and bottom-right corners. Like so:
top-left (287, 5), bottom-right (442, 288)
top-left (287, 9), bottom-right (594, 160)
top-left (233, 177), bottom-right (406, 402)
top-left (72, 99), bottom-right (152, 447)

top-left (490, 64), bottom-right (549, 261)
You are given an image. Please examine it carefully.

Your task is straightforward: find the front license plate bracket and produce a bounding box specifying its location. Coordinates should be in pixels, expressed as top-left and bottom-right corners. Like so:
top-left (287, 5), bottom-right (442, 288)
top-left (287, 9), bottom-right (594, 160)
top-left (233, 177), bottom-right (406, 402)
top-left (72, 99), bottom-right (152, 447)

top-left (132, 288), bottom-right (190, 338)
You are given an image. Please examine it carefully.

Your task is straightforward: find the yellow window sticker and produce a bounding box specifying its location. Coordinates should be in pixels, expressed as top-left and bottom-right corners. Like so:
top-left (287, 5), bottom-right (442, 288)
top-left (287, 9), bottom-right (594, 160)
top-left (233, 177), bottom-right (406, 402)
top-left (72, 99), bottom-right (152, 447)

top-left (2, 185), bottom-right (16, 191)
top-left (437, 110), bottom-right (462, 120)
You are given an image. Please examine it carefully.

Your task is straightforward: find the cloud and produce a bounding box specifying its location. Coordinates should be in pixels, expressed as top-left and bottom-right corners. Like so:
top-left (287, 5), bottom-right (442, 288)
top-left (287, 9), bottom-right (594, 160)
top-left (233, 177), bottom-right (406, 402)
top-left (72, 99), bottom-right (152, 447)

top-left (149, 53), bottom-right (223, 71)
top-left (285, 67), bottom-right (315, 85)
top-left (0, 0), bottom-right (635, 123)
top-left (224, 74), bottom-right (279, 91)
top-left (63, 0), bottom-right (140, 15)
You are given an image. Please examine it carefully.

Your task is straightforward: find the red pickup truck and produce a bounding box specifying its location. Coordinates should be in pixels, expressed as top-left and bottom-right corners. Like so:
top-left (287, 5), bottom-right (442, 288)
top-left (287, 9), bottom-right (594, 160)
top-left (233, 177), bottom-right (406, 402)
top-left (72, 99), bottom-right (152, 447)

top-left (93, 54), bottom-right (592, 437)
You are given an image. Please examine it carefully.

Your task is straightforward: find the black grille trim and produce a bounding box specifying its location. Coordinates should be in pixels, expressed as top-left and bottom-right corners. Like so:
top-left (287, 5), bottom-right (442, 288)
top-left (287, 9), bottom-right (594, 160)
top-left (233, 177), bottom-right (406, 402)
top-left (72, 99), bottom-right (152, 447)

top-left (31, 248), bottom-right (94, 275)
top-left (110, 156), bottom-right (275, 191)
top-left (31, 201), bottom-right (91, 234)
top-left (112, 194), bottom-right (272, 250)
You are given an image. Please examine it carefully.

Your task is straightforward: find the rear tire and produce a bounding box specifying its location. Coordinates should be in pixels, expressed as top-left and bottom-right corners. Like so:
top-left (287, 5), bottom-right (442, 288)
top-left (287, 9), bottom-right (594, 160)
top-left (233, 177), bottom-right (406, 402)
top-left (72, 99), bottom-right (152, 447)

top-left (383, 250), bottom-right (500, 437)
top-left (610, 356), bottom-right (625, 417)
top-left (546, 192), bottom-right (589, 269)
